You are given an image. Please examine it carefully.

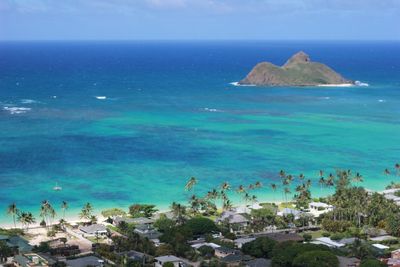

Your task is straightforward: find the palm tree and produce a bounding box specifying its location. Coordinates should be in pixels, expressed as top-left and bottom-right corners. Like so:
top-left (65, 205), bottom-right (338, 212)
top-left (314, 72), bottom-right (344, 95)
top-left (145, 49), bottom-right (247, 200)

top-left (40, 200), bottom-right (56, 228)
top-left (395, 163), bottom-right (400, 176)
top-left (299, 173), bottom-right (305, 180)
top-left (284, 187), bottom-right (291, 204)
top-left (279, 170), bottom-right (286, 179)
top-left (189, 195), bottom-right (200, 214)
top-left (79, 202), bottom-right (93, 222)
top-left (318, 177), bottom-right (325, 192)
top-left (170, 202), bottom-right (186, 225)
top-left (220, 182), bottom-right (230, 191)
top-left (223, 199), bottom-right (233, 211)
top-left (319, 170), bottom-right (324, 178)
top-left (18, 212), bottom-right (36, 231)
top-left (248, 184), bottom-right (255, 190)
top-left (7, 203), bottom-right (19, 229)
top-left (61, 201), bottom-right (68, 220)
top-left (353, 172), bottom-right (363, 184)
top-left (243, 193), bottom-right (252, 211)
top-left (185, 177), bottom-right (198, 192)
top-left (270, 183), bottom-right (277, 202)
top-left (384, 168), bottom-right (391, 176)
top-left (236, 185), bottom-right (246, 194)
top-left (251, 195), bottom-right (258, 206)
top-left (255, 181), bottom-right (262, 189)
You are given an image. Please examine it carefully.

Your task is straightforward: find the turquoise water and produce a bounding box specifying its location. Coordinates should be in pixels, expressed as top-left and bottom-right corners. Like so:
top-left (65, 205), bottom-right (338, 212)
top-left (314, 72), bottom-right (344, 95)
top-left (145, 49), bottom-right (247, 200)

top-left (0, 41), bottom-right (399, 223)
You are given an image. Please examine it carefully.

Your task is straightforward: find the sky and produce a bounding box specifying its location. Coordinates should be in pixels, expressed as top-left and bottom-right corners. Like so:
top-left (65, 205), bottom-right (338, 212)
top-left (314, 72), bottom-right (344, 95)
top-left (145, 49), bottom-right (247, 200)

top-left (0, 0), bottom-right (399, 41)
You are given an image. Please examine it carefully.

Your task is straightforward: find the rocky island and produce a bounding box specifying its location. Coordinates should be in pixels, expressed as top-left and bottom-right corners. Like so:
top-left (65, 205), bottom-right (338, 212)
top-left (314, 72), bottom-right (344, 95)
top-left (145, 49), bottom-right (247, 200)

top-left (239, 51), bottom-right (353, 86)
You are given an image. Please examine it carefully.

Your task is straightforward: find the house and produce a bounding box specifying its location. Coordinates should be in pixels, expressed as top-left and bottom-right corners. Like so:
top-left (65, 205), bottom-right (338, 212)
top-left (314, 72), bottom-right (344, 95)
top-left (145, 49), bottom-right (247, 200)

top-left (113, 216), bottom-right (155, 227)
top-left (312, 237), bottom-right (345, 248)
top-left (372, 243), bottom-right (390, 251)
top-left (191, 242), bottom-right (221, 250)
top-left (385, 249), bottom-right (400, 267)
top-left (66, 255), bottom-right (104, 267)
top-left (134, 224), bottom-right (161, 240)
top-left (234, 237), bottom-right (256, 249)
top-left (13, 253), bottom-right (56, 267)
top-left (220, 254), bottom-right (252, 267)
top-left (216, 211), bottom-right (249, 233)
top-left (277, 208), bottom-right (303, 219)
top-left (214, 247), bottom-right (239, 258)
top-left (0, 235), bottom-right (32, 253)
top-left (79, 224), bottom-right (108, 236)
top-left (264, 233), bottom-right (304, 243)
top-left (245, 258), bottom-right (271, 267)
top-left (338, 237), bottom-right (357, 245)
top-left (117, 250), bottom-right (145, 263)
top-left (308, 202), bottom-right (333, 217)
top-left (337, 256), bottom-right (360, 267)
top-left (154, 255), bottom-right (186, 267)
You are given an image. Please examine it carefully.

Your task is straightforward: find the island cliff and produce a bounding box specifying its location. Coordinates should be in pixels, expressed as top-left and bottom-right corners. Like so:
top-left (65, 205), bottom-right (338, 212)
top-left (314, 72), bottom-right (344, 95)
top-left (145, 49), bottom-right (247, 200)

top-left (239, 51), bottom-right (353, 86)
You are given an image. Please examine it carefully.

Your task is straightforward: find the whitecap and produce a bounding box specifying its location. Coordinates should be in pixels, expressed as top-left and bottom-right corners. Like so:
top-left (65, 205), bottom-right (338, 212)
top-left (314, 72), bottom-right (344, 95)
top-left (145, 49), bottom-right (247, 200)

top-left (3, 106), bottom-right (31, 114)
top-left (355, 81), bottom-right (369, 87)
top-left (95, 96), bottom-right (107, 100)
top-left (21, 99), bottom-right (40, 104)
top-left (203, 107), bottom-right (222, 112)
top-left (378, 99), bottom-right (386, 103)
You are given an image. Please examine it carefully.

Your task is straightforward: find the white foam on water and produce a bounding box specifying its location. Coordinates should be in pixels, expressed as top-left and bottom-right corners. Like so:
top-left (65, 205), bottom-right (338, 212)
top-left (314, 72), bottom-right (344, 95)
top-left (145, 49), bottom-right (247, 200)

top-left (203, 107), bottom-right (222, 112)
top-left (317, 83), bottom-right (354, 87)
top-left (21, 99), bottom-right (40, 104)
top-left (3, 106), bottom-right (31, 114)
top-left (355, 81), bottom-right (369, 87)
top-left (378, 99), bottom-right (386, 103)
top-left (230, 82), bottom-right (256, 87)
top-left (95, 96), bottom-right (107, 100)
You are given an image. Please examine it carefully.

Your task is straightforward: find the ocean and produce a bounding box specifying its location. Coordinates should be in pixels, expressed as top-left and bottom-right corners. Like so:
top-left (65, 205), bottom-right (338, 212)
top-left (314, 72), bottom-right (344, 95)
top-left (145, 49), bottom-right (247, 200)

top-left (0, 41), bottom-right (399, 224)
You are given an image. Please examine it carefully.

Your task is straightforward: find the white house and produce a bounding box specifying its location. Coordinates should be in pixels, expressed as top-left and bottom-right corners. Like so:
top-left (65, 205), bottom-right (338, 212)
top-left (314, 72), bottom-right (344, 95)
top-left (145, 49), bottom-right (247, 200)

top-left (307, 202), bottom-right (334, 217)
top-left (311, 237), bottom-right (345, 248)
top-left (79, 224), bottom-right (108, 236)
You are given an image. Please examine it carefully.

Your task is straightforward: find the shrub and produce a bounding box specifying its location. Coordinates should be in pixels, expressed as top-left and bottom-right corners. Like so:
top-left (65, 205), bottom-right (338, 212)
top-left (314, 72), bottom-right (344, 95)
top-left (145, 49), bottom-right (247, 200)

top-left (302, 233), bottom-right (312, 242)
top-left (322, 219), bottom-right (352, 233)
top-left (163, 262), bottom-right (174, 267)
top-left (101, 208), bottom-right (126, 218)
top-left (360, 259), bottom-right (386, 267)
top-left (292, 250), bottom-right (339, 267)
top-left (242, 237), bottom-right (277, 258)
top-left (330, 233), bottom-right (344, 241)
top-left (322, 232), bottom-right (331, 237)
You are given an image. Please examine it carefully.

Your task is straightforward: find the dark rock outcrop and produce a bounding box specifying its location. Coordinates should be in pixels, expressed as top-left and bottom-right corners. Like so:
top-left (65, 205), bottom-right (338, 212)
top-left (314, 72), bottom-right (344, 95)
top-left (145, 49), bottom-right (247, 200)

top-left (239, 51), bottom-right (353, 86)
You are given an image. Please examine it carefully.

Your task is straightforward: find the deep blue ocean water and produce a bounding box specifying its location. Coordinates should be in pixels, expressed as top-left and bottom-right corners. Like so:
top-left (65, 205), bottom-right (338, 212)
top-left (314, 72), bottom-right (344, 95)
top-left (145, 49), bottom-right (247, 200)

top-left (0, 41), bottom-right (399, 223)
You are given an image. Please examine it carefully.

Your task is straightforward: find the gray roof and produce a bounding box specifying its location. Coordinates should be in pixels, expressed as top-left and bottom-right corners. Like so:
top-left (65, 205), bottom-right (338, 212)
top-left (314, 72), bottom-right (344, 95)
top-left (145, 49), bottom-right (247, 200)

top-left (246, 258), bottom-right (271, 267)
top-left (117, 250), bottom-right (145, 261)
top-left (155, 255), bottom-right (184, 263)
top-left (215, 247), bottom-right (238, 254)
top-left (234, 237), bottom-right (256, 245)
top-left (217, 211), bottom-right (249, 224)
top-left (79, 224), bottom-right (107, 234)
top-left (114, 216), bottom-right (154, 225)
top-left (4, 236), bottom-right (32, 252)
top-left (66, 256), bottom-right (104, 267)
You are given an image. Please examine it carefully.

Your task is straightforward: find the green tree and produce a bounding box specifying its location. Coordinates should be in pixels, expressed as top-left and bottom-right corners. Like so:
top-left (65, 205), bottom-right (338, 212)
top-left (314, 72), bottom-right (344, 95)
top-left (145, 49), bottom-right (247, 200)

top-left (154, 214), bottom-right (175, 232)
top-left (129, 204), bottom-right (158, 218)
top-left (185, 177), bottom-right (198, 192)
top-left (292, 250), bottom-right (339, 267)
top-left (186, 217), bottom-right (218, 235)
top-left (242, 237), bottom-right (277, 258)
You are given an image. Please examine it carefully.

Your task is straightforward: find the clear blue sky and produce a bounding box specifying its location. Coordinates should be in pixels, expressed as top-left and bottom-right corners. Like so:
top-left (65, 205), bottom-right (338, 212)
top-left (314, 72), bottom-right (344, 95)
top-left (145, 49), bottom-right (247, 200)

top-left (1, 0), bottom-right (399, 40)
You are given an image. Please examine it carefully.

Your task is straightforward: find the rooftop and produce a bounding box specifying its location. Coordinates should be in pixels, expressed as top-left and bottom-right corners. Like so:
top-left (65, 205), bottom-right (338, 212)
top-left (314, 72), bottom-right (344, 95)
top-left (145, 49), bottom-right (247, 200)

top-left (79, 224), bottom-right (107, 234)
top-left (155, 255), bottom-right (184, 263)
